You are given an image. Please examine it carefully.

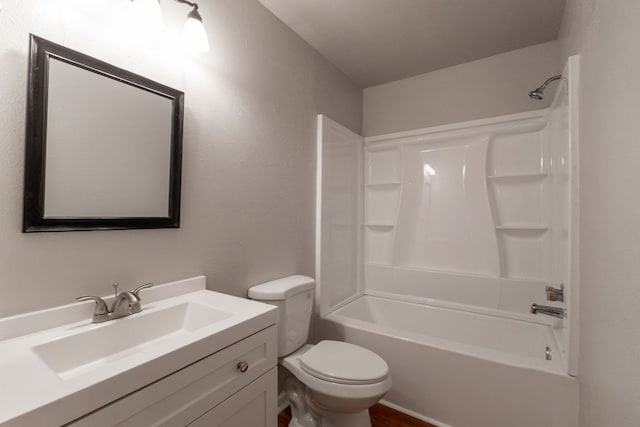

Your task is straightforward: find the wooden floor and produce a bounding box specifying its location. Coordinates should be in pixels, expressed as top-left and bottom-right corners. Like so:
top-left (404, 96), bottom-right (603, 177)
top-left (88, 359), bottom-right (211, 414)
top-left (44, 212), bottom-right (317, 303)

top-left (278, 403), bottom-right (436, 427)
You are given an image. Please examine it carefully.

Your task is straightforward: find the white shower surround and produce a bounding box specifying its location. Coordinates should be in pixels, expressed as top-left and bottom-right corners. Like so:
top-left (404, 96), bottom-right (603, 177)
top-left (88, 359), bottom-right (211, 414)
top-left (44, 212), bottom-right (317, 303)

top-left (363, 110), bottom-right (562, 321)
top-left (315, 56), bottom-right (579, 427)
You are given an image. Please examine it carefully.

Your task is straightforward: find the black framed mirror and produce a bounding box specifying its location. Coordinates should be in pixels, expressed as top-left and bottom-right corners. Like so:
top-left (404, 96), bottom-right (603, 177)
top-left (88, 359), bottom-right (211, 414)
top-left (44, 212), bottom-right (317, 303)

top-left (24, 35), bottom-right (184, 232)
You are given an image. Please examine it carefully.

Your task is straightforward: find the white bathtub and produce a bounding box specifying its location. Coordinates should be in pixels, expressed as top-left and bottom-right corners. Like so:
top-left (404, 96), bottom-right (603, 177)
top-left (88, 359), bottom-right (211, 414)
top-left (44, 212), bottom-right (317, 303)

top-left (317, 295), bottom-right (577, 427)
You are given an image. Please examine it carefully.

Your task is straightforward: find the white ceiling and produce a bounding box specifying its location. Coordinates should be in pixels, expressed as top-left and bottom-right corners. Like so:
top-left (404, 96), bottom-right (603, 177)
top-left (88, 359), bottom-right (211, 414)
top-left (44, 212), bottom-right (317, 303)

top-left (257, 0), bottom-right (566, 88)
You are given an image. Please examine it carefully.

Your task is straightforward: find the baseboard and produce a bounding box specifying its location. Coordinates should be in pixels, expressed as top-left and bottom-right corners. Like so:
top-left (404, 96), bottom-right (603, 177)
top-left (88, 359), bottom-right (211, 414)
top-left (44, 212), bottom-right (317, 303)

top-left (379, 399), bottom-right (452, 427)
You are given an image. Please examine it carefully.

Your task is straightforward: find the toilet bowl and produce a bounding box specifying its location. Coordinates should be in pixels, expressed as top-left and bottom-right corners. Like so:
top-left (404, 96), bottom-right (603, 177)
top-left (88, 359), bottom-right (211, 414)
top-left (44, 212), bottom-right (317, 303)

top-left (248, 275), bottom-right (392, 427)
top-left (284, 342), bottom-right (392, 412)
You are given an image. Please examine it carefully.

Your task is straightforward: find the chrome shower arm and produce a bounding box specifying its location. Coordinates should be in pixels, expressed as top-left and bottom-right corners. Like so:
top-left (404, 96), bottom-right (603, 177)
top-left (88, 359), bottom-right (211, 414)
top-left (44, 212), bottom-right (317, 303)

top-left (538, 75), bottom-right (563, 91)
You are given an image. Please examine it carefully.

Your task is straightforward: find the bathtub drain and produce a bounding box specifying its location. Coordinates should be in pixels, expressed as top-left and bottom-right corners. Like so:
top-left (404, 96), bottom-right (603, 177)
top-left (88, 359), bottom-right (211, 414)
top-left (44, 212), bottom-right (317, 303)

top-left (545, 346), bottom-right (552, 361)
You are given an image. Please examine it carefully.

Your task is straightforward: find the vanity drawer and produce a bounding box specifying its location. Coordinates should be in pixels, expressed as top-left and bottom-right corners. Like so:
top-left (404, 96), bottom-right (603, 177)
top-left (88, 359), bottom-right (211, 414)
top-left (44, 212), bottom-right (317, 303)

top-left (69, 325), bottom-right (277, 427)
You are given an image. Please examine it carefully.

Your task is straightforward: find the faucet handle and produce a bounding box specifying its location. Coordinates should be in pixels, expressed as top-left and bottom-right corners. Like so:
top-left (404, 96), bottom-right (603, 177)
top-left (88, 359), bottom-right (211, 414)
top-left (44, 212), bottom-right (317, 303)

top-left (133, 282), bottom-right (154, 297)
top-left (545, 284), bottom-right (564, 302)
top-left (127, 283), bottom-right (153, 315)
top-left (76, 296), bottom-right (109, 313)
top-left (76, 296), bottom-right (111, 323)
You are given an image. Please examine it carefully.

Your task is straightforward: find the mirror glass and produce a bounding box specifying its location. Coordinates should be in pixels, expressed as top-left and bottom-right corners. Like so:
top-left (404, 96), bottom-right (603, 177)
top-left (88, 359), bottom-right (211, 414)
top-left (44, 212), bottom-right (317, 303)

top-left (24, 35), bottom-right (184, 232)
top-left (44, 58), bottom-right (173, 218)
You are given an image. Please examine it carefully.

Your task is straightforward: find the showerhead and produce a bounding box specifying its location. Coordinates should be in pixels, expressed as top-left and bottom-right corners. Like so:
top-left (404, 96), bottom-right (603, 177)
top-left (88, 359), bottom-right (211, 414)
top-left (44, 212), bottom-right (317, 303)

top-left (529, 75), bottom-right (563, 100)
top-left (528, 88), bottom-right (545, 100)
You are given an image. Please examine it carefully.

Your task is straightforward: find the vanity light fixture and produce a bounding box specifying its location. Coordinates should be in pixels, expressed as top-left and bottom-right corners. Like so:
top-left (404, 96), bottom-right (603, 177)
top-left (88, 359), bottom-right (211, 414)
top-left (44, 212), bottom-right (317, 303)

top-left (131, 0), bottom-right (210, 53)
top-left (176, 0), bottom-right (210, 53)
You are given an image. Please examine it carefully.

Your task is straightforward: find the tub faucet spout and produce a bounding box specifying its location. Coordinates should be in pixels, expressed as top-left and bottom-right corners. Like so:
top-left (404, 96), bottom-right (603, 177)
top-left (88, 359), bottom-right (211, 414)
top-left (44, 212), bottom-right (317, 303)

top-left (531, 303), bottom-right (565, 319)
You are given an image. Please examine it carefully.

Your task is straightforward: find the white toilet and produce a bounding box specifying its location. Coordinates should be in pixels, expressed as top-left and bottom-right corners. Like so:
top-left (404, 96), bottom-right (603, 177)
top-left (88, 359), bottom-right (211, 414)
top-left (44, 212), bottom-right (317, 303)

top-left (249, 275), bottom-right (392, 427)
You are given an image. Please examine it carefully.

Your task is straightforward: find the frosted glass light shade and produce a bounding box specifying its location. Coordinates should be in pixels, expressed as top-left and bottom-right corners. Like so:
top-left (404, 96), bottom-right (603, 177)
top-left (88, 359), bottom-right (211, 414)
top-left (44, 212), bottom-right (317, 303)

top-left (183, 14), bottom-right (210, 53)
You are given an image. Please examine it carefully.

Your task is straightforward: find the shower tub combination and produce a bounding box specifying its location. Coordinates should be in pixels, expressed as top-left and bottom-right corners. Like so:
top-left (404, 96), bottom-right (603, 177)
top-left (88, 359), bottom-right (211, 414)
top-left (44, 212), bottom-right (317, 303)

top-left (318, 295), bottom-right (576, 427)
top-left (315, 57), bottom-right (579, 427)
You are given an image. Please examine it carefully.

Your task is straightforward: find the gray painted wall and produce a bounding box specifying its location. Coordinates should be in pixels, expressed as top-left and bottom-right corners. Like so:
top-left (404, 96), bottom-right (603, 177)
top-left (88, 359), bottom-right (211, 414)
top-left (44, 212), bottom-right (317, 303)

top-left (0, 0), bottom-right (362, 317)
top-left (559, 1), bottom-right (640, 426)
top-left (362, 41), bottom-right (561, 136)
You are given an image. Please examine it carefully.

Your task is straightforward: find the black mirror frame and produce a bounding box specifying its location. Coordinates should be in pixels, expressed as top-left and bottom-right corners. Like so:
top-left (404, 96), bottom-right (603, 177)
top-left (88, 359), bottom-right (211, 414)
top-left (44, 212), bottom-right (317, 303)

top-left (23, 35), bottom-right (184, 232)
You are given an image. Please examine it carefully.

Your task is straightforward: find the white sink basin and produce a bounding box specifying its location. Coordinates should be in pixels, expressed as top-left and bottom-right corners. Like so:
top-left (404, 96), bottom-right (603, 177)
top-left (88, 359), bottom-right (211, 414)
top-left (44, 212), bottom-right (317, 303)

top-left (33, 302), bottom-right (232, 379)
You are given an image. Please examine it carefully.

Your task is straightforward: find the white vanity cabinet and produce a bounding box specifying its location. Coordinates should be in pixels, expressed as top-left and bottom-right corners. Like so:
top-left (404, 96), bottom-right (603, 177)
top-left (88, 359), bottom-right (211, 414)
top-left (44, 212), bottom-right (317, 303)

top-left (69, 325), bottom-right (277, 427)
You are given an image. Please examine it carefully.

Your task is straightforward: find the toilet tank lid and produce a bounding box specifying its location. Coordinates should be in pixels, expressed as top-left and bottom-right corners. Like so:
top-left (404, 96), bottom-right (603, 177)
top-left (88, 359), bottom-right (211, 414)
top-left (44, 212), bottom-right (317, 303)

top-left (248, 275), bottom-right (315, 300)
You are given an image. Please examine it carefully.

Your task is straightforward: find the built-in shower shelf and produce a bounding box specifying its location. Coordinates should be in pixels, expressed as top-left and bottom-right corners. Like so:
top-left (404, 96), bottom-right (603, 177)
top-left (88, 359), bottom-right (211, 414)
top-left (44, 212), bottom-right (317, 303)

top-left (366, 223), bottom-right (396, 229)
top-left (495, 225), bottom-right (549, 233)
top-left (365, 182), bottom-right (402, 188)
top-left (366, 262), bottom-right (393, 268)
top-left (487, 172), bottom-right (548, 181)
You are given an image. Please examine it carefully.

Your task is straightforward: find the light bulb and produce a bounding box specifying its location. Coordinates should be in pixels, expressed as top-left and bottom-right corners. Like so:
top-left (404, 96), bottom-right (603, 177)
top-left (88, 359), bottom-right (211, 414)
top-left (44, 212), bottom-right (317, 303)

top-left (183, 8), bottom-right (209, 53)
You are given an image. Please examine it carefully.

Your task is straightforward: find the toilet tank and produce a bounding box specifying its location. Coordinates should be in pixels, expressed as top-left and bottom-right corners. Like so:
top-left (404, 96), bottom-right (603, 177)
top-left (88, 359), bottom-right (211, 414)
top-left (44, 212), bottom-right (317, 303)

top-left (248, 275), bottom-right (315, 357)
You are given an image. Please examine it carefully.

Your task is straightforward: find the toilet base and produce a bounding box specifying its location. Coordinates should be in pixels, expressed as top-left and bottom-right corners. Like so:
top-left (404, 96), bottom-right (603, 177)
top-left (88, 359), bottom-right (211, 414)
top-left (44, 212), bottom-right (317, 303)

top-left (285, 375), bottom-right (372, 427)
top-left (317, 410), bottom-right (371, 427)
top-left (287, 406), bottom-right (372, 427)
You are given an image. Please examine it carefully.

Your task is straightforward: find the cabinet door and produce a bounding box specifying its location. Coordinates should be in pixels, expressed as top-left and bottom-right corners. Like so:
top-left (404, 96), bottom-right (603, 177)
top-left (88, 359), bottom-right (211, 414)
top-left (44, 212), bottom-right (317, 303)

top-left (189, 368), bottom-right (277, 427)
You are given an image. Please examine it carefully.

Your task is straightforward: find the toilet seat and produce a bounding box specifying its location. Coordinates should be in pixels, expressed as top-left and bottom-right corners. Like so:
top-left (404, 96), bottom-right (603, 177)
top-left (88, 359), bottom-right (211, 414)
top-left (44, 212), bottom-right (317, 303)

top-left (300, 340), bottom-right (389, 385)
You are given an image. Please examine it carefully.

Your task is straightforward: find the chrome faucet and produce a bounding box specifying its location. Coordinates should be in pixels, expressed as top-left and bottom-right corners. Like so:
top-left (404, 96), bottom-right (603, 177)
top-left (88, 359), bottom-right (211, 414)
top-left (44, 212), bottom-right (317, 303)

top-left (77, 282), bottom-right (154, 323)
top-left (110, 284), bottom-right (140, 319)
top-left (531, 303), bottom-right (566, 319)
